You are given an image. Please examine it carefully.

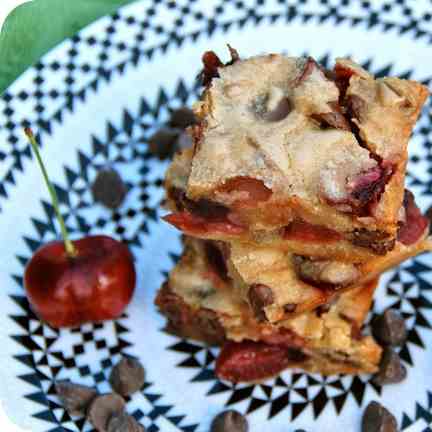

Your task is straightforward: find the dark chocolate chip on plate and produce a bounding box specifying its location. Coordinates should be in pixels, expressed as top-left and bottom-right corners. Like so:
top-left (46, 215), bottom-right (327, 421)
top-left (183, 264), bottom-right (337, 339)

top-left (211, 410), bottom-right (249, 432)
top-left (92, 168), bottom-right (127, 210)
top-left (110, 356), bottom-right (145, 397)
top-left (373, 347), bottom-right (407, 386)
top-left (55, 380), bottom-right (98, 416)
top-left (107, 413), bottom-right (146, 432)
top-left (362, 401), bottom-right (397, 432)
top-left (169, 107), bottom-right (196, 129)
top-left (372, 309), bottom-right (407, 346)
top-left (148, 127), bottom-right (180, 160)
top-left (88, 393), bottom-right (126, 432)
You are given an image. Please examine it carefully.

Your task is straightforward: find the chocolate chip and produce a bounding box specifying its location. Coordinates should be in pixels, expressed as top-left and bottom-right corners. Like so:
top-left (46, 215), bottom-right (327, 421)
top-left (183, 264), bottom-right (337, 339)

top-left (373, 347), bottom-right (407, 386)
top-left (211, 410), bottom-right (249, 432)
top-left (262, 97), bottom-right (292, 122)
top-left (248, 284), bottom-right (274, 322)
top-left (316, 304), bottom-right (331, 317)
top-left (92, 168), bottom-right (127, 210)
top-left (372, 309), bottom-right (407, 346)
top-left (313, 110), bottom-right (350, 131)
top-left (350, 229), bottom-right (395, 255)
top-left (286, 347), bottom-right (308, 362)
top-left (148, 128), bottom-right (180, 160)
top-left (204, 241), bottom-right (229, 282)
top-left (283, 303), bottom-right (297, 314)
top-left (88, 393), bottom-right (125, 432)
top-left (55, 380), bottom-right (98, 416)
top-left (107, 413), bottom-right (146, 432)
top-left (170, 107), bottom-right (196, 129)
top-left (312, 102), bottom-right (350, 131)
top-left (362, 401), bottom-right (397, 432)
top-left (110, 357), bottom-right (145, 397)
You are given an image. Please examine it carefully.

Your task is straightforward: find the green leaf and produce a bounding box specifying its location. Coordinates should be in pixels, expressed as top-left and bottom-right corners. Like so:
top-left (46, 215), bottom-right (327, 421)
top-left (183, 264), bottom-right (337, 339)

top-left (0, 0), bottom-right (135, 94)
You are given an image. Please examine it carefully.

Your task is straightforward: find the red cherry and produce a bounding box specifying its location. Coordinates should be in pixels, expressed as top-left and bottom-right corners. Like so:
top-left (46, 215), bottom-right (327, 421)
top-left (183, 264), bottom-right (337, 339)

top-left (24, 235), bottom-right (136, 328)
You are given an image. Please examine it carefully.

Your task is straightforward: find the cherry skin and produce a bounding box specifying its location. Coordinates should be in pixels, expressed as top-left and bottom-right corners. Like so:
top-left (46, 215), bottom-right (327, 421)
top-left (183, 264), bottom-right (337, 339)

top-left (24, 235), bottom-right (136, 328)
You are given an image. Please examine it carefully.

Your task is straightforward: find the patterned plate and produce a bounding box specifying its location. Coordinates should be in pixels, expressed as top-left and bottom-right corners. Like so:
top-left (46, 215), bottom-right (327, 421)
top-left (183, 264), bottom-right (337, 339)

top-left (1, 1), bottom-right (432, 431)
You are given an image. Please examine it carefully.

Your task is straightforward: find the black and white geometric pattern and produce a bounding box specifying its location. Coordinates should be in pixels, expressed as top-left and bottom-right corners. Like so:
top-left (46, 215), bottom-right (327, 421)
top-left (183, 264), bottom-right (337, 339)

top-left (1, 1), bottom-right (432, 431)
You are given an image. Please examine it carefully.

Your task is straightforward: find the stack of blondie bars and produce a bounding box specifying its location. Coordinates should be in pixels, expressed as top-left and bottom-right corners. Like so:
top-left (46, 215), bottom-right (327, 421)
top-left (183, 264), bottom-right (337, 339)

top-left (156, 50), bottom-right (431, 382)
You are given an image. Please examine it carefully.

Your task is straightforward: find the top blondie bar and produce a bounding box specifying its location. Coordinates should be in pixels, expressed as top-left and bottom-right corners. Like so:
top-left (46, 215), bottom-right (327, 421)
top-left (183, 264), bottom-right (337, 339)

top-left (164, 50), bottom-right (428, 258)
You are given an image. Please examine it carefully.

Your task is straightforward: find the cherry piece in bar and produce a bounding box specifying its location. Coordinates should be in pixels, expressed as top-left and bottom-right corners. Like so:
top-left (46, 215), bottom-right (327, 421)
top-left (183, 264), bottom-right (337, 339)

top-left (23, 128), bottom-right (136, 328)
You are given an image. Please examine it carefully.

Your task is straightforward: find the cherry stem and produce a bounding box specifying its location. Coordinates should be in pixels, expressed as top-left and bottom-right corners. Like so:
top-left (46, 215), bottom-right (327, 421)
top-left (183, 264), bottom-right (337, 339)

top-left (25, 128), bottom-right (77, 257)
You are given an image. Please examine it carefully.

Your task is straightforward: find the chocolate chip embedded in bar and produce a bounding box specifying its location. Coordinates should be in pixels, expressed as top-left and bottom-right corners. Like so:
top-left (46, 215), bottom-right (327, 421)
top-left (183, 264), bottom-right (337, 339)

top-left (293, 255), bottom-right (360, 288)
top-left (349, 229), bottom-right (396, 255)
top-left (247, 283), bottom-right (274, 322)
top-left (312, 101), bottom-right (350, 131)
